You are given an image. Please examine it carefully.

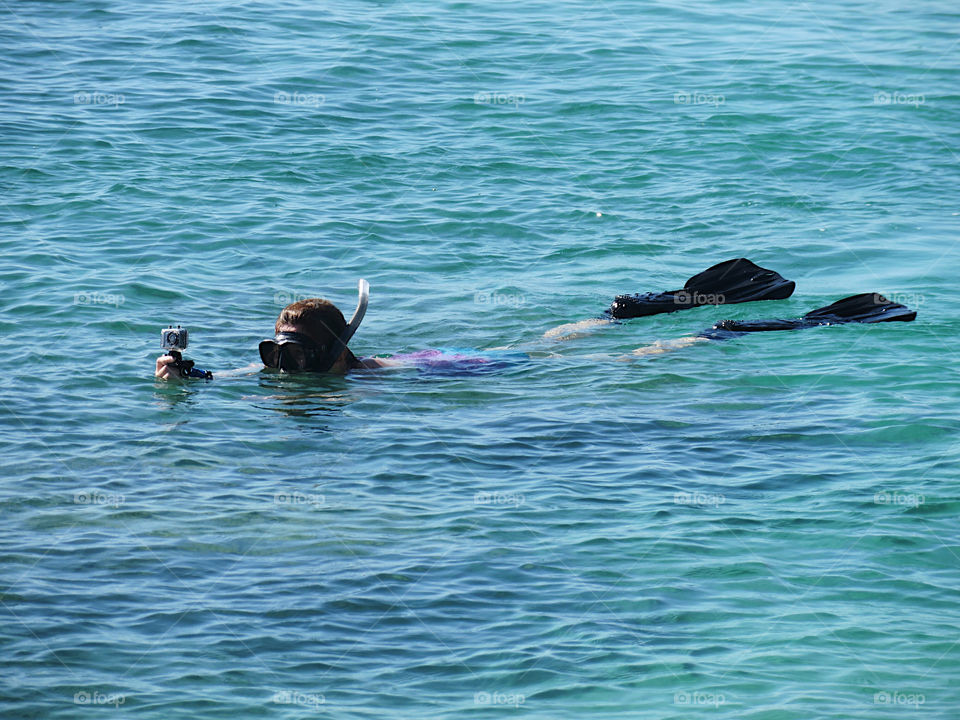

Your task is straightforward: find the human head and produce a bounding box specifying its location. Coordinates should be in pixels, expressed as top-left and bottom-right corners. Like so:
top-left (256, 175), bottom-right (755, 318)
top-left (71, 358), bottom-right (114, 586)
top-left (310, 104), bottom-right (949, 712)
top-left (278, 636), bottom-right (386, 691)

top-left (270, 298), bottom-right (358, 372)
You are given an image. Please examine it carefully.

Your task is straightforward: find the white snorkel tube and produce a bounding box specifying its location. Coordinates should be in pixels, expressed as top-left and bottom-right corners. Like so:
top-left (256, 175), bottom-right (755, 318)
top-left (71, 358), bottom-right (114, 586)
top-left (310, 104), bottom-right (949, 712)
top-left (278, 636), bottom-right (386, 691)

top-left (343, 278), bottom-right (369, 345)
top-left (320, 278), bottom-right (369, 370)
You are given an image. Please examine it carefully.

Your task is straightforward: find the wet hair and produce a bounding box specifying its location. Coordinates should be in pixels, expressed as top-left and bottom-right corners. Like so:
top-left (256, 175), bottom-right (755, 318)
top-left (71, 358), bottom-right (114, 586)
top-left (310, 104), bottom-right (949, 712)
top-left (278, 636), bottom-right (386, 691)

top-left (275, 298), bottom-right (360, 368)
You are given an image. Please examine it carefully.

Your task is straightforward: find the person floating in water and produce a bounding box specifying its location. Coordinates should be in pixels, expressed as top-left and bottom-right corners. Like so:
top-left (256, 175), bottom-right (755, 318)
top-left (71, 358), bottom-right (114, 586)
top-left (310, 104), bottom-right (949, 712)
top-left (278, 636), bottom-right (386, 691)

top-left (155, 261), bottom-right (917, 380)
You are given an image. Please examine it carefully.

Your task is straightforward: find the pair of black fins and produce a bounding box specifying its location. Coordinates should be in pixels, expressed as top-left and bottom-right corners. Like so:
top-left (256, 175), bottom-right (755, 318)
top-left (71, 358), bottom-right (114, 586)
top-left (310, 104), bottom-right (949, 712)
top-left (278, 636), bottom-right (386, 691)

top-left (606, 258), bottom-right (916, 338)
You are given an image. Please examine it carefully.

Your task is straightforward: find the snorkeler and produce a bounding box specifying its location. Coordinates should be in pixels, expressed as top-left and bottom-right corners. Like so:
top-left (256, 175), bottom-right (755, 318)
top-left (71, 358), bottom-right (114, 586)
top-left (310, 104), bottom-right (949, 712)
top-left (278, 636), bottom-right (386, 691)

top-left (156, 261), bottom-right (917, 380)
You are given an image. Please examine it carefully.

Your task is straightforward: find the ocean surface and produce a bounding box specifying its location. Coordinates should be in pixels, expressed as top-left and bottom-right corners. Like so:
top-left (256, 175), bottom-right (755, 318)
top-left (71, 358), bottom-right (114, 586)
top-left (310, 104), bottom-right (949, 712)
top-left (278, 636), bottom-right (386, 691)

top-left (2, 1), bottom-right (959, 717)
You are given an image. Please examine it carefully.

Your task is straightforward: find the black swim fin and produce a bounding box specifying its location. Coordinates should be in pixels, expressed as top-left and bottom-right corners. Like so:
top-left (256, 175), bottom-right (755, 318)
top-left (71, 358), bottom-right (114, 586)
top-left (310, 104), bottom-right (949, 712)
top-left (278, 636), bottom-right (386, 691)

top-left (701, 293), bottom-right (917, 339)
top-left (608, 258), bottom-right (796, 319)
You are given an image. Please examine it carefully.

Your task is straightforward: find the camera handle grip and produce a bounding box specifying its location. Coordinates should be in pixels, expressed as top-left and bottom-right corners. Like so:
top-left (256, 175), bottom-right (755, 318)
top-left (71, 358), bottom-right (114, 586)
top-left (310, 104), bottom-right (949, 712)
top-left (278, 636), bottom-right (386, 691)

top-left (165, 350), bottom-right (212, 380)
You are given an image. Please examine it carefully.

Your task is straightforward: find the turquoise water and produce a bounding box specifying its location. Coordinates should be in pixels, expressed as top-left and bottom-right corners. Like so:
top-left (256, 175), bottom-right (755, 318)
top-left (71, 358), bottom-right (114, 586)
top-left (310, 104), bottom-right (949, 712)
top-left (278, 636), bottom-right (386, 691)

top-left (2, 0), bottom-right (959, 717)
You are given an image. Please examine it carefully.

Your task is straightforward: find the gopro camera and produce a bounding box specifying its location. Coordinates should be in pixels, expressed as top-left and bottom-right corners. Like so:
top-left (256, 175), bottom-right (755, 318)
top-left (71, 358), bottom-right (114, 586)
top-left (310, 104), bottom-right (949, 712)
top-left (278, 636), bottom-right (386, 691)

top-left (158, 325), bottom-right (211, 379)
top-left (161, 325), bottom-right (189, 351)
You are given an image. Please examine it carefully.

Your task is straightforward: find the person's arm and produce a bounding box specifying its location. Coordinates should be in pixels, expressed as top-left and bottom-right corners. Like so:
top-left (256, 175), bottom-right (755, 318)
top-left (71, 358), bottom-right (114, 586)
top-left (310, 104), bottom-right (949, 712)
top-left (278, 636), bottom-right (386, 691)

top-left (209, 362), bottom-right (261, 377)
top-left (357, 356), bottom-right (402, 368)
top-left (154, 355), bottom-right (258, 380)
top-left (621, 335), bottom-right (710, 359)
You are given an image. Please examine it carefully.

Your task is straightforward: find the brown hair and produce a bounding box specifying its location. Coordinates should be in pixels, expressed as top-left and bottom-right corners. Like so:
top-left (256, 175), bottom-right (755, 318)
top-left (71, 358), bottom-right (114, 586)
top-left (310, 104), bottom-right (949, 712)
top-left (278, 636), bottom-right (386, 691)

top-left (275, 298), bottom-right (359, 368)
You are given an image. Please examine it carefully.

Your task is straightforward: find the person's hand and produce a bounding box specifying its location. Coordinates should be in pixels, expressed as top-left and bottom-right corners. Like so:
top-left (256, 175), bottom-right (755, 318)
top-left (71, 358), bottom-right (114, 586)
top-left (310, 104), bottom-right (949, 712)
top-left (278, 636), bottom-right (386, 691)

top-left (155, 354), bottom-right (183, 380)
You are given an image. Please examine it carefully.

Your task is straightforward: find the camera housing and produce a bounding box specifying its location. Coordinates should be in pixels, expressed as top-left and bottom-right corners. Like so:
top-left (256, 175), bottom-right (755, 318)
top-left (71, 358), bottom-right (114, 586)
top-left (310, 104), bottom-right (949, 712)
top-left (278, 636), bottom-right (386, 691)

top-left (161, 325), bottom-right (189, 351)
